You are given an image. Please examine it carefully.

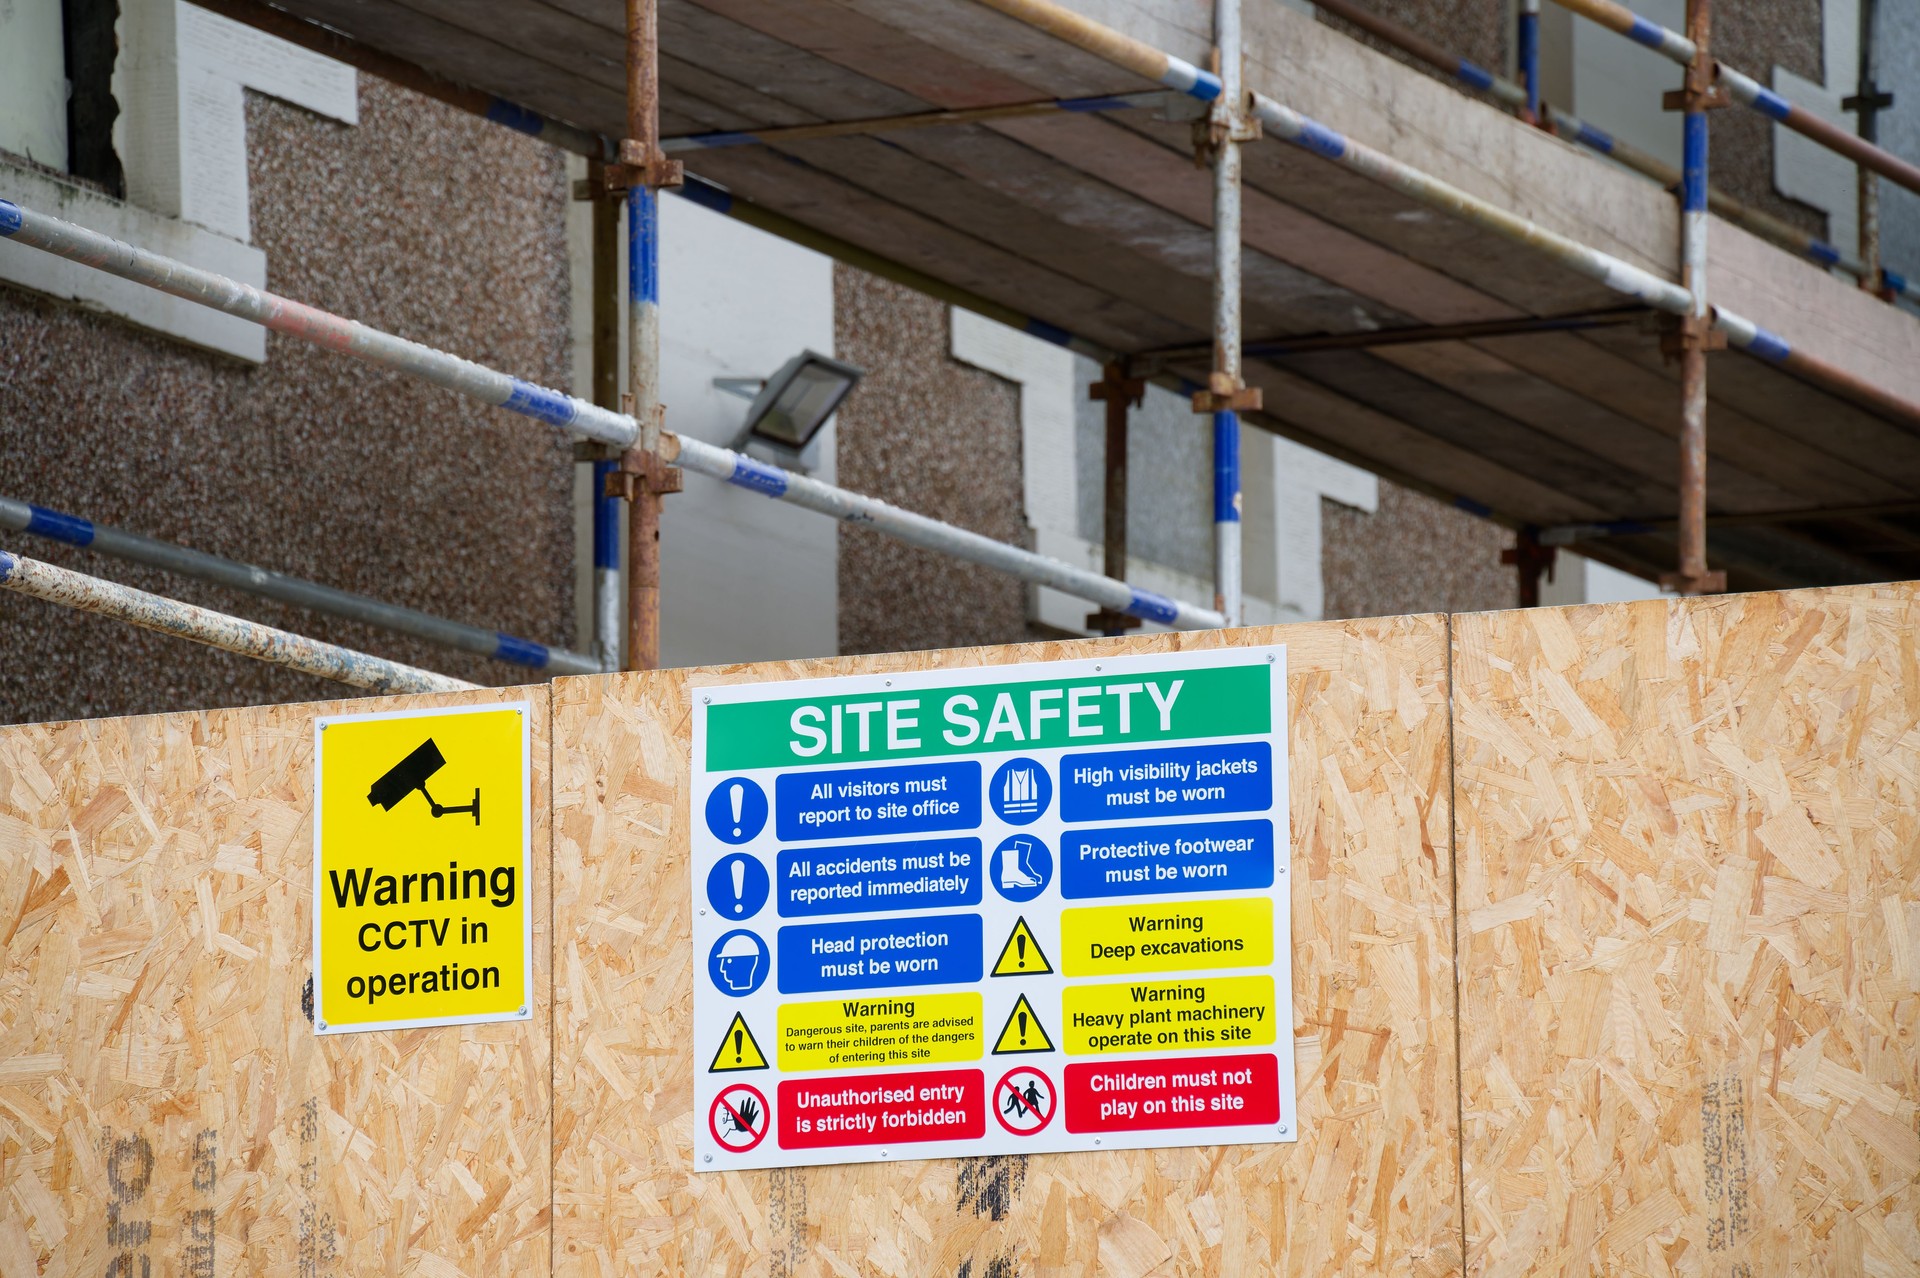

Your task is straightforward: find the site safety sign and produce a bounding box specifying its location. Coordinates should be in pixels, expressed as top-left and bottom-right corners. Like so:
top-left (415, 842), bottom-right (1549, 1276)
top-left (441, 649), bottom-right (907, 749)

top-left (312, 702), bottom-right (533, 1034)
top-left (691, 648), bottom-right (1296, 1169)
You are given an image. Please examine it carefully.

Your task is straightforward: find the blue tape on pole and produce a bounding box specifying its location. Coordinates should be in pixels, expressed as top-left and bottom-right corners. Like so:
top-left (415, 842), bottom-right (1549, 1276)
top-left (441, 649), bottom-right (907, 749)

top-left (1681, 113), bottom-right (1708, 212)
top-left (0, 551), bottom-right (15, 581)
top-left (492, 632), bottom-right (551, 669)
top-left (1750, 86), bottom-right (1792, 121)
top-left (1743, 326), bottom-right (1792, 363)
top-left (1806, 240), bottom-right (1842, 267)
top-left (503, 380), bottom-right (580, 427)
top-left (688, 131), bottom-right (760, 149)
top-left (629, 186), bottom-right (660, 304)
top-left (24, 505), bottom-right (95, 546)
top-left (1293, 118), bottom-right (1348, 161)
top-left (1213, 411), bottom-right (1241, 524)
top-left (1455, 60), bottom-right (1496, 93)
top-left (728, 455), bottom-right (790, 498)
top-left (1059, 95), bottom-right (1137, 112)
top-left (676, 178), bottom-right (734, 214)
top-left (1572, 121), bottom-right (1616, 154)
top-left (0, 200), bottom-right (20, 236)
top-left (485, 99), bottom-right (544, 137)
top-left (1023, 317), bottom-right (1074, 347)
top-left (1625, 16), bottom-right (1667, 50)
top-left (1886, 269), bottom-right (1909, 294)
top-left (1125, 589), bottom-right (1181, 625)
top-left (1517, 12), bottom-right (1540, 115)
top-left (1453, 496), bottom-right (1493, 518)
top-left (592, 460), bottom-right (619, 570)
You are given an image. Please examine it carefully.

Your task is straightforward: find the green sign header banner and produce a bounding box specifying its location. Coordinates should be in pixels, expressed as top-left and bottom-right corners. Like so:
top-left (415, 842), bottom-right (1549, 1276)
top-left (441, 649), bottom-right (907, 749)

top-left (705, 662), bottom-right (1271, 771)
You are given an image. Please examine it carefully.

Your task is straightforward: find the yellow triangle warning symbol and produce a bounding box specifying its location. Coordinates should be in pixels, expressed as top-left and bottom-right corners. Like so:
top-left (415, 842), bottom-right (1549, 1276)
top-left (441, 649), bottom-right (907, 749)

top-left (990, 916), bottom-right (1053, 977)
top-left (708, 1012), bottom-right (769, 1072)
top-left (991, 994), bottom-right (1054, 1055)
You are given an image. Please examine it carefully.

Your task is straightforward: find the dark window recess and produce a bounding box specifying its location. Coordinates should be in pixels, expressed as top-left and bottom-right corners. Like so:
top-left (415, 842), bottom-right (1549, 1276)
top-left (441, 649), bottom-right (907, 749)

top-left (63, 0), bottom-right (123, 196)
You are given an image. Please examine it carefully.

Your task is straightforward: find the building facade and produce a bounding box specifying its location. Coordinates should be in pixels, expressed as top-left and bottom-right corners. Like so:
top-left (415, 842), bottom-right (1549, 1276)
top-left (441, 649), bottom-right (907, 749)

top-left (5, 0), bottom-right (1907, 723)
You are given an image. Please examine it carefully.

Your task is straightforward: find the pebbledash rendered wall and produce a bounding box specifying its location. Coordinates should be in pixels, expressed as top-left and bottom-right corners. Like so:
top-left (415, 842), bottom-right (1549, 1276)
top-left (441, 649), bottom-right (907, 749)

top-left (0, 76), bottom-right (577, 722)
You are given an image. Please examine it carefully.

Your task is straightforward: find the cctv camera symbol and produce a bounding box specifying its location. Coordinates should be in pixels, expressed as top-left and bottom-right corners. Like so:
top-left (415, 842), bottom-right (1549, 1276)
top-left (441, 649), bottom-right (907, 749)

top-left (367, 738), bottom-right (480, 825)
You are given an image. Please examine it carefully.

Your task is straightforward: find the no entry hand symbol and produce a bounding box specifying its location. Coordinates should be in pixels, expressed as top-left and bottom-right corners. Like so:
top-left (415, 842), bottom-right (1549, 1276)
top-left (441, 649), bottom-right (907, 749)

top-left (709, 1083), bottom-right (771, 1153)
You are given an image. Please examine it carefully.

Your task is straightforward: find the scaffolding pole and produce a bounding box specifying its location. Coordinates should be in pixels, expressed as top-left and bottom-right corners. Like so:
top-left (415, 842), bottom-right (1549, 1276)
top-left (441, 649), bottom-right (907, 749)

top-left (615, 0), bottom-right (684, 672)
top-left (0, 496), bottom-right (600, 674)
top-left (1546, 0), bottom-right (1920, 198)
top-left (1191, 0), bottom-right (1256, 628)
top-left (963, 0), bottom-right (1920, 434)
top-left (1665, 0), bottom-right (1725, 593)
top-left (1311, 0), bottom-right (1870, 278)
top-left (0, 200), bottom-right (1223, 632)
top-left (0, 549), bottom-right (473, 693)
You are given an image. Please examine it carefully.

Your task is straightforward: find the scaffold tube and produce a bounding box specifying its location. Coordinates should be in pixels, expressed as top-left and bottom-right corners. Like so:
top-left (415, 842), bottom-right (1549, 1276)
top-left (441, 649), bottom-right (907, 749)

top-left (0, 197), bottom-right (1220, 628)
top-left (666, 435), bottom-right (1227, 629)
top-left (0, 550), bottom-right (474, 693)
top-left (0, 198), bottom-right (637, 448)
top-left (1547, 1), bottom-right (1920, 197)
top-left (0, 496), bottom-right (600, 675)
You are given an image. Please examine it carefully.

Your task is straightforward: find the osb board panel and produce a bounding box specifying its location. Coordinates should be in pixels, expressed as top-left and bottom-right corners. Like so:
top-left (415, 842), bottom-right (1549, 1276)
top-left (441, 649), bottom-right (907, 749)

top-left (0, 686), bottom-right (552, 1276)
top-left (1454, 585), bottom-right (1920, 1277)
top-left (552, 618), bottom-right (1463, 1277)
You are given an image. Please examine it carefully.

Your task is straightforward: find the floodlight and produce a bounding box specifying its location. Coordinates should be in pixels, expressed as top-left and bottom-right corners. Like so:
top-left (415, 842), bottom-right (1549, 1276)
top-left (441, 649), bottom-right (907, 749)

top-left (736, 350), bottom-right (864, 450)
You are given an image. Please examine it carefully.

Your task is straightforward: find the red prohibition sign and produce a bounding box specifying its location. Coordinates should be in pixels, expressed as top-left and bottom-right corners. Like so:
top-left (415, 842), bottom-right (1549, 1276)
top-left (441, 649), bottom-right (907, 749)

top-left (993, 1066), bottom-right (1056, 1136)
top-left (709, 1083), bottom-right (770, 1153)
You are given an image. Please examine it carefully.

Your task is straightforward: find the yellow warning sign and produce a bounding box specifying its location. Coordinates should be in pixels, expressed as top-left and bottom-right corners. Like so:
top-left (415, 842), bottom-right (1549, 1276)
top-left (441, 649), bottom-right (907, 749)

top-left (991, 916), bottom-right (1053, 977)
top-left (710, 1012), bottom-right (770, 1072)
top-left (1062, 975), bottom-right (1275, 1055)
top-left (313, 703), bottom-right (531, 1033)
top-left (1059, 897), bottom-right (1273, 977)
top-left (777, 992), bottom-right (981, 1071)
top-left (991, 993), bottom-right (1054, 1055)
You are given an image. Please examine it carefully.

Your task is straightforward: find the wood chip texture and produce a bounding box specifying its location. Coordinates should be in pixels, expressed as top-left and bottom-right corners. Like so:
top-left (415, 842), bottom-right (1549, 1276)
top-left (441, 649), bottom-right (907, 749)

top-left (551, 616), bottom-right (1462, 1277)
top-left (1454, 585), bottom-right (1920, 1277)
top-left (0, 686), bottom-right (552, 1276)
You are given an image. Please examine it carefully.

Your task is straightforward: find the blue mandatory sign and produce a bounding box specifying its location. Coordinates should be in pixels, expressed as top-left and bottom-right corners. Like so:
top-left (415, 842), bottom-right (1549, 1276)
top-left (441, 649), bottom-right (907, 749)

top-left (988, 757), bottom-right (1052, 826)
top-left (706, 776), bottom-right (769, 844)
top-left (777, 836), bottom-right (982, 917)
top-left (1059, 742), bottom-right (1273, 823)
top-left (777, 914), bottom-right (983, 993)
top-left (707, 853), bottom-right (772, 921)
top-left (991, 833), bottom-right (1053, 903)
top-left (1060, 819), bottom-right (1274, 899)
top-left (775, 760), bottom-right (980, 842)
top-left (708, 929), bottom-right (771, 997)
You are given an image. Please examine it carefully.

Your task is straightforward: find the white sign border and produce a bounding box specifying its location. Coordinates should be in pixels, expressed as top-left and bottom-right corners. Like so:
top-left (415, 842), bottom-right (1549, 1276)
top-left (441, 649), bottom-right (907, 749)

top-left (690, 645), bottom-right (1296, 1170)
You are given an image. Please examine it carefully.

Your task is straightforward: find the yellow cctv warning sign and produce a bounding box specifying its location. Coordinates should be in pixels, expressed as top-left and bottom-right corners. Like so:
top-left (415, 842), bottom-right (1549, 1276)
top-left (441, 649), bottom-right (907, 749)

top-left (313, 703), bottom-right (532, 1034)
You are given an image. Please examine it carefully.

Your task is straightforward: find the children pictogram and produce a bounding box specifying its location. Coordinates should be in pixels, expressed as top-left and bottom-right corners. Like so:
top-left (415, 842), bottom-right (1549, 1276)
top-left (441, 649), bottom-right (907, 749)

top-left (993, 1066), bottom-right (1056, 1136)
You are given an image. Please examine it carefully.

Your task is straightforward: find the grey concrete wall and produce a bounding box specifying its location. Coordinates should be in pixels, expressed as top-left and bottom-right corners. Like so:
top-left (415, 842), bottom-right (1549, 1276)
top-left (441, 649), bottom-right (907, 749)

top-left (0, 78), bottom-right (574, 724)
top-left (1321, 482), bottom-right (1514, 619)
top-left (833, 266), bottom-right (1032, 655)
